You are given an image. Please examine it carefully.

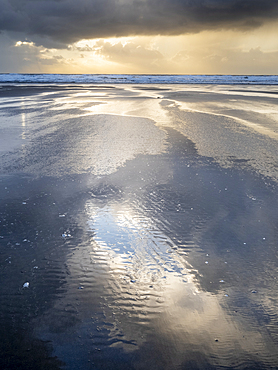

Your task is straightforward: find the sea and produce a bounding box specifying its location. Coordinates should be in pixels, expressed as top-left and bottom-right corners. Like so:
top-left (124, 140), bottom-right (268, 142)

top-left (1, 73), bottom-right (278, 84)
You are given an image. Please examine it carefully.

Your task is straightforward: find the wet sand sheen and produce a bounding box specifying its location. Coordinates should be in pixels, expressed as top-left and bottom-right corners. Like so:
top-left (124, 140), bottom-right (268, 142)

top-left (0, 84), bottom-right (278, 369)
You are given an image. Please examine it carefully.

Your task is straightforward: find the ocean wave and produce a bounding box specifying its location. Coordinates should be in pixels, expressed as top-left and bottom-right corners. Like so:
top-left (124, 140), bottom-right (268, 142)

top-left (1, 74), bottom-right (278, 85)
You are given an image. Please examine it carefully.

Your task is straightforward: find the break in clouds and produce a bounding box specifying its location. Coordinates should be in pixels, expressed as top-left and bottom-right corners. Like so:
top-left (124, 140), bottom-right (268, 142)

top-left (1, 0), bottom-right (278, 47)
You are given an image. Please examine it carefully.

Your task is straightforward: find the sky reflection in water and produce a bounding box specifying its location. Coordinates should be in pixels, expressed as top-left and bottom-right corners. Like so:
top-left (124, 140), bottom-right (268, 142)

top-left (0, 84), bottom-right (278, 369)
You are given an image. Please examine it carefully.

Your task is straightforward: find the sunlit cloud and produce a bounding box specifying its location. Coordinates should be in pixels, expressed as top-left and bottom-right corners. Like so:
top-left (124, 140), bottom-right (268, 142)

top-left (3, 30), bottom-right (277, 74)
top-left (15, 41), bottom-right (34, 47)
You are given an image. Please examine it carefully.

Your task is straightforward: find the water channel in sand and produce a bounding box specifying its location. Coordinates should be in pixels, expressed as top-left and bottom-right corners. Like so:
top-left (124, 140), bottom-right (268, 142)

top-left (0, 84), bottom-right (278, 369)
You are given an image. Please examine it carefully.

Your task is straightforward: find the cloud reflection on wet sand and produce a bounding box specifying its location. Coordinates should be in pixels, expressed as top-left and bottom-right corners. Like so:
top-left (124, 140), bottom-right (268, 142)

top-left (0, 84), bottom-right (278, 369)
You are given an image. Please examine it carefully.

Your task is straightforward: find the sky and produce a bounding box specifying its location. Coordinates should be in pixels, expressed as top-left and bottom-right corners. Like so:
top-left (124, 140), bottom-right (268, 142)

top-left (0, 0), bottom-right (278, 74)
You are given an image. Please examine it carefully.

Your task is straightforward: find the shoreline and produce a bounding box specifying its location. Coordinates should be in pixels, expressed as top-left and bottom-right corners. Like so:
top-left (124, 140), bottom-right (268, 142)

top-left (1, 73), bottom-right (278, 85)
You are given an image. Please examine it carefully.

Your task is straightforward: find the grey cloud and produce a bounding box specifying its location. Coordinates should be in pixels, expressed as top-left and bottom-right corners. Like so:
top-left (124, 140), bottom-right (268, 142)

top-left (39, 55), bottom-right (64, 65)
top-left (1, 1), bottom-right (278, 47)
top-left (0, 32), bottom-right (67, 72)
top-left (95, 40), bottom-right (164, 63)
top-left (170, 46), bottom-right (278, 74)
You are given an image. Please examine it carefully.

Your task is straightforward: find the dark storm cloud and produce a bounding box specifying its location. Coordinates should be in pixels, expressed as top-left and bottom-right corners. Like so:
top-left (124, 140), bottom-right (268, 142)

top-left (1, 0), bottom-right (278, 47)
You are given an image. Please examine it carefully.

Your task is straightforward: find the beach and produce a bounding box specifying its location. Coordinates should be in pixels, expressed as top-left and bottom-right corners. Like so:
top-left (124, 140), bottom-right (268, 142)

top-left (0, 83), bottom-right (278, 369)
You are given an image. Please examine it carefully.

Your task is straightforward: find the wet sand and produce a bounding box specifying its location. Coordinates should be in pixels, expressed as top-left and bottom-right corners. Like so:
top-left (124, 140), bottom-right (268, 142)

top-left (0, 83), bottom-right (278, 369)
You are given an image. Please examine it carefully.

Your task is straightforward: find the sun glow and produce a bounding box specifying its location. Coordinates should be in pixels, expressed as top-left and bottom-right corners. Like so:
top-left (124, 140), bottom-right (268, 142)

top-left (9, 24), bottom-right (278, 74)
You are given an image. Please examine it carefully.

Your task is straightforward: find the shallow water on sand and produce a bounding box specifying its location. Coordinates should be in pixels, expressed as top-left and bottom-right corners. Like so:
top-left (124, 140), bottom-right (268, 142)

top-left (0, 84), bottom-right (278, 369)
